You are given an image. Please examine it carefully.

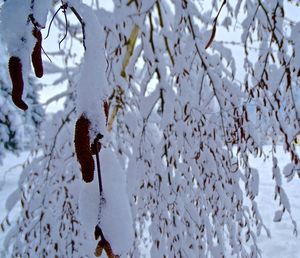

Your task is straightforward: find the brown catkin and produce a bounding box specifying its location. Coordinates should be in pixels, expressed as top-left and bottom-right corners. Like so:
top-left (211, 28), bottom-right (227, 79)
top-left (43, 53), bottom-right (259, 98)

top-left (74, 115), bottom-right (95, 183)
top-left (8, 56), bottom-right (28, 111)
top-left (31, 27), bottom-right (43, 78)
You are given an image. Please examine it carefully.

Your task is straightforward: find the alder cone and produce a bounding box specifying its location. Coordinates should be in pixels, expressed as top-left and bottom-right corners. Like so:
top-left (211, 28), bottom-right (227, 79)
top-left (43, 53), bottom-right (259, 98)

top-left (8, 56), bottom-right (28, 111)
top-left (74, 115), bottom-right (95, 182)
top-left (31, 28), bottom-right (43, 78)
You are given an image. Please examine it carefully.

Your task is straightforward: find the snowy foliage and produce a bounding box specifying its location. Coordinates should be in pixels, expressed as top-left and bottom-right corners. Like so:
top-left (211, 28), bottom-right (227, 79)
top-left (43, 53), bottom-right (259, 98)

top-left (0, 36), bottom-right (44, 164)
top-left (0, 0), bottom-right (300, 257)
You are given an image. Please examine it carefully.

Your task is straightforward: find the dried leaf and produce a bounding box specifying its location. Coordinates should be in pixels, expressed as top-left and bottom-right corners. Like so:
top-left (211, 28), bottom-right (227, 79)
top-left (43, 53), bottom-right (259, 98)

top-left (32, 28), bottom-right (43, 78)
top-left (205, 23), bottom-right (216, 49)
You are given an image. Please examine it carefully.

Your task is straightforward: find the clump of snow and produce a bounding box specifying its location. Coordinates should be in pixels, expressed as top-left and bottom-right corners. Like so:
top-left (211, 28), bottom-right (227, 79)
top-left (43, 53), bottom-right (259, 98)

top-left (99, 148), bottom-right (134, 256)
top-left (70, 1), bottom-right (109, 137)
top-left (78, 177), bottom-right (99, 257)
top-left (65, 2), bottom-right (133, 255)
top-left (0, 0), bottom-right (31, 56)
top-left (291, 22), bottom-right (300, 70)
top-left (78, 147), bottom-right (134, 256)
top-left (31, 0), bottom-right (52, 28)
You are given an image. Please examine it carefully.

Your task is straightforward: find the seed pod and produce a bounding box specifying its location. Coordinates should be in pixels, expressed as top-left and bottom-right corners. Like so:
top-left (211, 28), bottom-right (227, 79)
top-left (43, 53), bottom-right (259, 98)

top-left (94, 241), bottom-right (104, 257)
top-left (31, 27), bottom-right (43, 78)
top-left (103, 241), bottom-right (118, 258)
top-left (104, 101), bottom-right (109, 125)
top-left (95, 239), bottom-right (118, 258)
top-left (74, 115), bottom-right (94, 183)
top-left (8, 56), bottom-right (28, 111)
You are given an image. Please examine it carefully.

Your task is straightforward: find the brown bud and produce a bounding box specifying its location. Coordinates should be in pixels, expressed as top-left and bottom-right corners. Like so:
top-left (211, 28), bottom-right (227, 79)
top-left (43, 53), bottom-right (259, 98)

top-left (8, 56), bottom-right (28, 111)
top-left (74, 115), bottom-right (94, 182)
top-left (94, 225), bottom-right (102, 240)
top-left (32, 28), bottom-right (43, 78)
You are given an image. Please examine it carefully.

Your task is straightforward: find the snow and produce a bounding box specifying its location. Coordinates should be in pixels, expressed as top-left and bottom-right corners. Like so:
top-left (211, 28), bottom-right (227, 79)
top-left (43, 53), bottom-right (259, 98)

top-left (31, 0), bottom-right (52, 28)
top-left (0, 0), bottom-right (31, 56)
top-left (248, 148), bottom-right (300, 258)
top-left (1, 1), bottom-right (300, 256)
top-left (0, 0), bottom-right (38, 103)
top-left (77, 148), bottom-right (134, 256)
top-left (78, 177), bottom-right (99, 257)
top-left (0, 152), bottom-right (28, 257)
top-left (70, 1), bottom-right (108, 137)
top-left (99, 148), bottom-right (134, 256)
top-left (1, 147), bottom-right (299, 257)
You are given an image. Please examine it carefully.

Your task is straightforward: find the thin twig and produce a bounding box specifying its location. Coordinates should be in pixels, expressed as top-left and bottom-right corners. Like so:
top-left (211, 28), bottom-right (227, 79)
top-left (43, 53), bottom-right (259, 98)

top-left (156, 1), bottom-right (175, 66)
top-left (45, 5), bottom-right (65, 39)
top-left (59, 6), bottom-right (69, 49)
top-left (92, 135), bottom-right (103, 194)
top-left (70, 6), bottom-right (86, 50)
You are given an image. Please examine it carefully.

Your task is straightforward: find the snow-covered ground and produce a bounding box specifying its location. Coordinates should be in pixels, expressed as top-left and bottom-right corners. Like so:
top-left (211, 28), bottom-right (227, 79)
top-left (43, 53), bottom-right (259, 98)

top-left (0, 152), bottom-right (28, 255)
top-left (249, 148), bottom-right (300, 258)
top-left (0, 147), bottom-right (299, 257)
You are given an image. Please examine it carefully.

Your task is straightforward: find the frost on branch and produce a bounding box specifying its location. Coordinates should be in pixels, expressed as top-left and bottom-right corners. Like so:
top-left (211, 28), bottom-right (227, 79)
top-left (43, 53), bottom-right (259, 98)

top-left (1, 0), bottom-right (300, 257)
top-left (72, 1), bottom-right (134, 256)
top-left (97, 149), bottom-right (134, 256)
top-left (71, 0), bottom-right (108, 136)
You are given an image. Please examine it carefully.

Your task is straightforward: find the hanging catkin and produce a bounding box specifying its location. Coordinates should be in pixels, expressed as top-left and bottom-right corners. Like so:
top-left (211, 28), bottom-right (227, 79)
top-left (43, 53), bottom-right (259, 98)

top-left (31, 27), bottom-right (43, 78)
top-left (8, 56), bottom-right (28, 111)
top-left (74, 114), bottom-right (95, 182)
